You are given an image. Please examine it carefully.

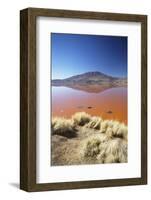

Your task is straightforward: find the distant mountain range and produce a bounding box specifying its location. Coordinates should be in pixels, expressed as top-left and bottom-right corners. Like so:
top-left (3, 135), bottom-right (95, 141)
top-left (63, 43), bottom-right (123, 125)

top-left (52, 71), bottom-right (127, 93)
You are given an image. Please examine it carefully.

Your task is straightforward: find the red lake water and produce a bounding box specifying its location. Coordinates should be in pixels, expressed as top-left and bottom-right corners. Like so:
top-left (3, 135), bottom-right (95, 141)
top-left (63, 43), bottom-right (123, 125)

top-left (52, 86), bottom-right (127, 125)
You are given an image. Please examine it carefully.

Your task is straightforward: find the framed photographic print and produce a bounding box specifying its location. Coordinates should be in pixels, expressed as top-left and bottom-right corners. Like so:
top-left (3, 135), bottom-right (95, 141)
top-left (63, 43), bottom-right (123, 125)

top-left (20, 8), bottom-right (147, 191)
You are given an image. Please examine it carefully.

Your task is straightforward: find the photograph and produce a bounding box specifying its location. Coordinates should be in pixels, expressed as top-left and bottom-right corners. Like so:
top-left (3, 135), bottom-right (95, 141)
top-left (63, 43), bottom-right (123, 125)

top-left (51, 33), bottom-right (128, 166)
top-left (20, 7), bottom-right (147, 191)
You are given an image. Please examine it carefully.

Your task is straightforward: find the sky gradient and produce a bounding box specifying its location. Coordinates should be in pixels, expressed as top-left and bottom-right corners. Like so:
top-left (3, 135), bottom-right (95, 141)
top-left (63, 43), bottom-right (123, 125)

top-left (51, 33), bottom-right (127, 79)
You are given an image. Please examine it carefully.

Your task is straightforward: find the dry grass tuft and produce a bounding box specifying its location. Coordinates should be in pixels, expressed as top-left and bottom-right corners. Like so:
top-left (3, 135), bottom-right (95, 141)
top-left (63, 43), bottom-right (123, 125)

top-left (51, 117), bottom-right (77, 138)
top-left (98, 138), bottom-right (127, 163)
top-left (72, 112), bottom-right (91, 126)
top-left (81, 134), bottom-right (127, 163)
top-left (85, 116), bottom-right (102, 130)
top-left (100, 120), bottom-right (110, 133)
top-left (106, 122), bottom-right (127, 140)
top-left (115, 123), bottom-right (127, 140)
top-left (81, 134), bottom-right (108, 159)
top-left (100, 120), bottom-right (127, 140)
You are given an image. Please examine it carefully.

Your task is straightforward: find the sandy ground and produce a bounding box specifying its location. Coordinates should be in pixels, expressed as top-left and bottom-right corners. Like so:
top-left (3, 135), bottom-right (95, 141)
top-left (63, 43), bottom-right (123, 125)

top-left (51, 127), bottom-right (100, 165)
top-left (51, 126), bottom-right (127, 166)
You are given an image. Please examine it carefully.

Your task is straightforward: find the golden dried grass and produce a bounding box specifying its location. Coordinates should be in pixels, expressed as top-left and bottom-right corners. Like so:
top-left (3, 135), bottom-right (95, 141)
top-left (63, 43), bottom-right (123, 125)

top-left (52, 112), bottom-right (128, 164)
top-left (51, 117), bottom-right (76, 138)
top-left (85, 116), bottom-right (102, 130)
top-left (72, 112), bottom-right (91, 126)
top-left (81, 134), bottom-right (127, 163)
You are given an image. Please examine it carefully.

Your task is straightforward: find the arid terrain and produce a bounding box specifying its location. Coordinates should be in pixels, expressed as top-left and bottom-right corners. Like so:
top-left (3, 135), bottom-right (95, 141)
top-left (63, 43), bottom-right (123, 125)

top-left (51, 112), bottom-right (128, 166)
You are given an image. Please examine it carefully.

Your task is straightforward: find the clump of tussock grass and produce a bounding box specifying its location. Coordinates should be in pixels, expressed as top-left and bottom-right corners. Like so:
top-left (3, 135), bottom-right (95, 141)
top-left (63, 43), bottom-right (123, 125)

top-left (51, 117), bottom-right (58, 129)
top-left (81, 134), bottom-right (127, 163)
top-left (51, 117), bottom-right (77, 138)
top-left (85, 116), bottom-right (102, 130)
top-left (105, 121), bottom-right (127, 140)
top-left (99, 119), bottom-right (127, 140)
top-left (100, 120), bottom-right (110, 133)
top-left (81, 134), bottom-right (108, 159)
top-left (115, 123), bottom-right (127, 140)
top-left (72, 112), bottom-right (91, 126)
top-left (97, 138), bottom-right (127, 163)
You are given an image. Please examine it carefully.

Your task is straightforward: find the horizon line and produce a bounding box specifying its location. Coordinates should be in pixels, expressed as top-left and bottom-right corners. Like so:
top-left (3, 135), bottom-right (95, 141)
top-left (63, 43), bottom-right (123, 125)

top-left (52, 70), bottom-right (127, 80)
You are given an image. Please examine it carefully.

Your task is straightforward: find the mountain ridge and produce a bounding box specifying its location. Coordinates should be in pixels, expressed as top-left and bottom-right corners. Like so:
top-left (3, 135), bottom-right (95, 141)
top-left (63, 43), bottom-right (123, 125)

top-left (53, 71), bottom-right (127, 81)
top-left (52, 71), bottom-right (127, 86)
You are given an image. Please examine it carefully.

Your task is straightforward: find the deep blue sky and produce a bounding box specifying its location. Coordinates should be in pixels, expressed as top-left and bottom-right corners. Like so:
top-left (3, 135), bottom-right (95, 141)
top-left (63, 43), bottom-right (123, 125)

top-left (51, 33), bottom-right (127, 79)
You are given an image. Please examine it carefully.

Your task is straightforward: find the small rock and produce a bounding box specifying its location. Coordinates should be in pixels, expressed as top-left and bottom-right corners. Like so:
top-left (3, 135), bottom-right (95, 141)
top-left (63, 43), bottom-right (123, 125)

top-left (87, 106), bottom-right (92, 109)
top-left (107, 110), bottom-right (112, 114)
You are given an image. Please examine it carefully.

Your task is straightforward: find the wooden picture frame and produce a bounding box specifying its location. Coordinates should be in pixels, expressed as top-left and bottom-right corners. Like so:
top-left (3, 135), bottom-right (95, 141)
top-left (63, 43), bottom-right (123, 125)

top-left (20, 7), bottom-right (147, 192)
